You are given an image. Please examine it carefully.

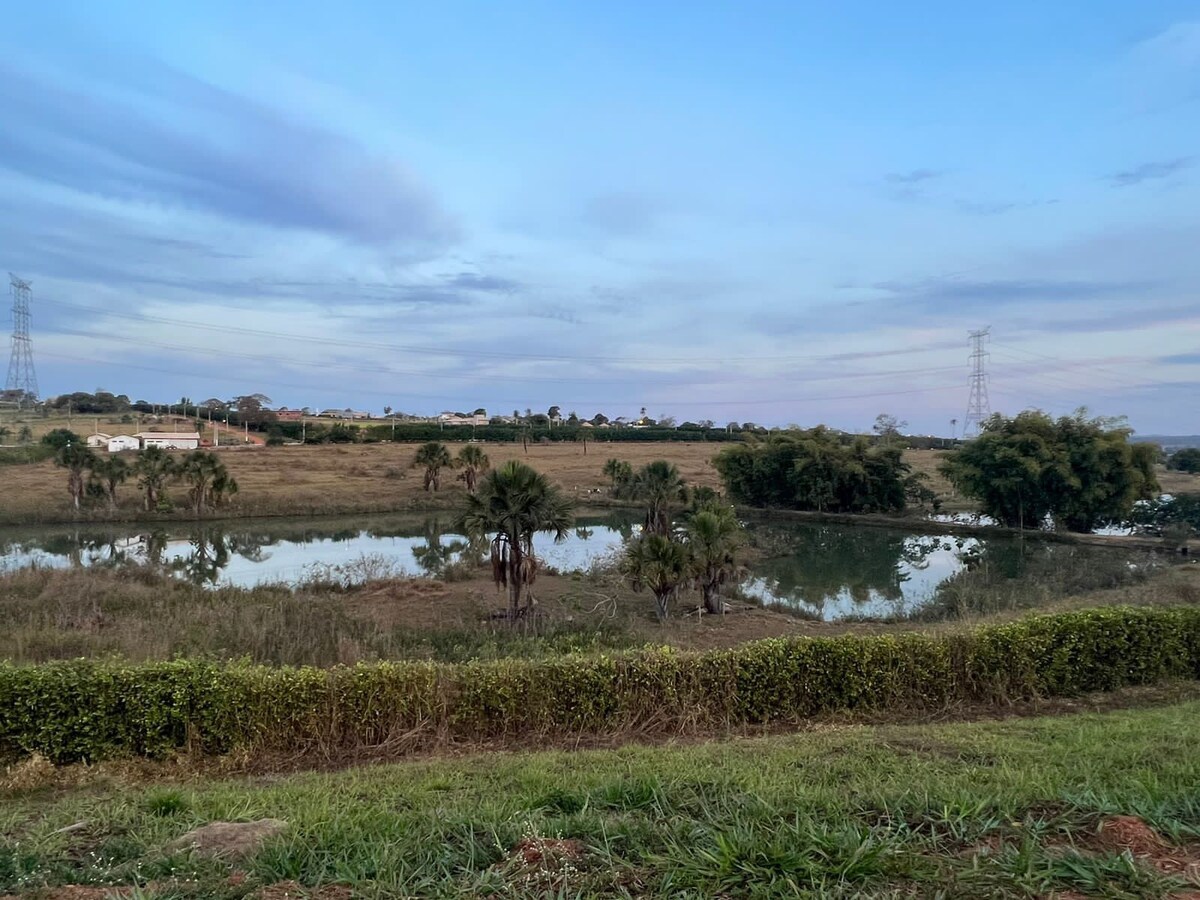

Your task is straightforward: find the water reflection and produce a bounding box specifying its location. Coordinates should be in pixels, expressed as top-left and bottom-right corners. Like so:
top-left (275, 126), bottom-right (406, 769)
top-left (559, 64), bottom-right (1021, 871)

top-left (742, 523), bottom-right (973, 620)
top-left (0, 513), bottom-right (1163, 621)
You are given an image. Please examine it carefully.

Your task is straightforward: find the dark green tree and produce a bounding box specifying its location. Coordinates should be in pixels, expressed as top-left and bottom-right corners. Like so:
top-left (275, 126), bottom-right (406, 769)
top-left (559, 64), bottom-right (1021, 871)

top-left (1168, 448), bottom-right (1200, 474)
top-left (941, 410), bottom-right (1158, 532)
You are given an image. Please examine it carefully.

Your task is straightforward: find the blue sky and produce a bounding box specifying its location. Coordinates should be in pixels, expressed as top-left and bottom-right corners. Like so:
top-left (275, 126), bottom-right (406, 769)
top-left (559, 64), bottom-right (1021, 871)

top-left (2, 1), bottom-right (1198, 433)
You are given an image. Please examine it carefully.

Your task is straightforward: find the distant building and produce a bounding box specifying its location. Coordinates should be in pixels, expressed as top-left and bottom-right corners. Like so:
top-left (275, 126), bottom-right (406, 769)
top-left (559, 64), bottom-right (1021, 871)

top-left (438, 412), bottom-right (490, 426)
top-left (107, 435), bottom-right (141, 453)
top-left (275, 408), bottom-right (303, 421)
top-left (86, 433), bottom-right (113, 449)
top-left (136, 431), bottom-right (201, 450)
top-left (319, 408), bottom-right (371, 420)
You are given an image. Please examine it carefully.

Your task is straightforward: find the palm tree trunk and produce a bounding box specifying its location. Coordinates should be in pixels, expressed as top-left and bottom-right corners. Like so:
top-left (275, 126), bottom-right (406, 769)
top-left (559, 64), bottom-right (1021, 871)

top-left (702, 582), bottom-right (723, 615)
top-left (508, 542), bottom-right (522, 620)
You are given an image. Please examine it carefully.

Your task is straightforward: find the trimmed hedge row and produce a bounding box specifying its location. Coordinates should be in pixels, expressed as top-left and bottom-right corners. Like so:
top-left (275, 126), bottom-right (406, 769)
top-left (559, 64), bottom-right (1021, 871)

top-left (2, 606), bottom-right (1199, 763)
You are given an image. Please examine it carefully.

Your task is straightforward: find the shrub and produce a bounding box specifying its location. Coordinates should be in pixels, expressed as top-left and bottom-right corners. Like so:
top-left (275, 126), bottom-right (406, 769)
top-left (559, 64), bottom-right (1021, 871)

top-left (1, 607), bottom-right (1197, 763)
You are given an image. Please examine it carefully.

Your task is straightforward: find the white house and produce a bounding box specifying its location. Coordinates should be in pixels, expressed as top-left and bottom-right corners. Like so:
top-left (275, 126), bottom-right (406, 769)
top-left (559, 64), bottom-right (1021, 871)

top-left (106, 435), bottom-right (141, 453)
top-left (438, 412), bottom-right (490, 426)
top-left (86, 433), bottom-right (113, 448)
top-left (135, 431), bottom-right (201, 450)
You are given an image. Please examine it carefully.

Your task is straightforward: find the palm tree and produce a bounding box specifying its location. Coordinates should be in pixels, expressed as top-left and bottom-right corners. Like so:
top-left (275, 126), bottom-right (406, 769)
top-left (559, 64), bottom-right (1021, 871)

top-left (455, 444), bottom-right (490, 493)
top-left (413, 441), bottom-right (452, 491)
top-left (622, 533), bottom-right (688, 621)
top-left (686, 506), bottom-right (746, 614)
top-left (602, 458), bottom-right (633, 496)
top-left (209, 466), bottom-right (239, 508)
top-left (631, 460), bottom-right (687, 536)
top-left (55, 443), bottom-right (96, 510)
top-left (90, 455), bottom-right (130, 509)
top-left (456, 460), bottom-right (575, 620)
top-left (177, 451), bottom-right (235, 515)
top-left (134, 447), bottom-right (176, 511)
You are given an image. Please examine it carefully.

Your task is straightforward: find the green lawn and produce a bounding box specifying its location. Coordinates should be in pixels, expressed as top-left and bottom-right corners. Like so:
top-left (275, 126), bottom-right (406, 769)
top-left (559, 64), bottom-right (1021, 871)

top-left (4, 696), bottom-right (1200, 898)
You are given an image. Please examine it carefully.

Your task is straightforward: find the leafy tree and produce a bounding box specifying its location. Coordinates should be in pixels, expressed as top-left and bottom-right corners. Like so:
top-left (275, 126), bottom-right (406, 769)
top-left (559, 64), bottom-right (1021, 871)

top-left (177, 451), bottom-right (238, 514)
top-left (55, 443), bottom-right (96, 510)
top-left (89, 455), bottom-right (130, 508)
top-left (232, 394), bottom-right (276, 430)
top-left (622, 533), bottom-right (689, 621)
top-left (133, 446), bottom-right (176, 511)
top-left (455, 444), bottom-right (490, 493)
top-left (548, 405), bottom-right (561, 419)
top-left (41, 428), bottom-right (81, 450)
top-left (631, 460), bottom-right (688, 536)
top-left (602, 458), bottom-right (633, 496)
top-left (941, 410), bottom-right (1159, 532)
top-left (1168, 448), bottom-right (1200, 474)
top-left (456, 460), bottom-right (575, 620)
top-left (413, 441), bottom-right (452, 491)
top-left (714, 429), bottom-right (910, 514)
top-left (686, 505), bottom-right (746, 614)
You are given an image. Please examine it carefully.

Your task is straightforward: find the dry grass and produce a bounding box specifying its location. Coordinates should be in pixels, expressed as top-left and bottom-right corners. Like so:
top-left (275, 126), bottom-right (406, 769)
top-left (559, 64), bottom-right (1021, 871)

top-left (1160, 467), bottom-right (1200, 496)
top-left (2, 556), bottom-right (1196, 665)
top-left (0, 440), bottom-right (726, 524)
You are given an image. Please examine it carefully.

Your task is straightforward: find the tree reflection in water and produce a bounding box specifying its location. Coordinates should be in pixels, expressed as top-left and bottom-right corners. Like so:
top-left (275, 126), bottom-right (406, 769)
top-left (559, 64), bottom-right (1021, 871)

top-left (747, 523), bottom-right (950, 618)
top-left (410, 518), bottom-right (469, 576)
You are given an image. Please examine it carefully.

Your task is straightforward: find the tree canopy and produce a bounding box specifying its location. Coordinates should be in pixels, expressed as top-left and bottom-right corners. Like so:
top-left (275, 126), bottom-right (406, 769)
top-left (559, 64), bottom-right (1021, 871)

top-left (1168, 448), bottom-right (1200, 475)
top-left (713, 428), bottom-right (910, 513)
top-left (940, 410), bottom-right (1159, 532)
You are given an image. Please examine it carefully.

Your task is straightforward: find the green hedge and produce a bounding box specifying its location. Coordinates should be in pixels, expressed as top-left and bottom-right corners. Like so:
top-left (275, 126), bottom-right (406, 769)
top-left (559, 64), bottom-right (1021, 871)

top-left (2, 607), bottom-right (1198, 763)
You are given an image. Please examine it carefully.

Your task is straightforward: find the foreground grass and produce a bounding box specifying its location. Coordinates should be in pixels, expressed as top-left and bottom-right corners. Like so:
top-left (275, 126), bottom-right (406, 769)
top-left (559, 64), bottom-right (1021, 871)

top-left (4, 696), bottom-right (1200, 898)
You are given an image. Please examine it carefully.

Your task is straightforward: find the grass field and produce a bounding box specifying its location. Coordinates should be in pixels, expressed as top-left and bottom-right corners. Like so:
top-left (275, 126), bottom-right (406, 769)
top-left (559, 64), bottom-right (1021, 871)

top-left (4, 692), bottom-right (1200, 897)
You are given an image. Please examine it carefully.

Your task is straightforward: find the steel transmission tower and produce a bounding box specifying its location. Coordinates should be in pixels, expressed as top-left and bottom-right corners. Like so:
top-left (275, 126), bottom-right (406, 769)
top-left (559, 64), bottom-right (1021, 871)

top-left (5, 274), bottom-right (39, 405)
top-left (963, 327), bottom-right (991, 438)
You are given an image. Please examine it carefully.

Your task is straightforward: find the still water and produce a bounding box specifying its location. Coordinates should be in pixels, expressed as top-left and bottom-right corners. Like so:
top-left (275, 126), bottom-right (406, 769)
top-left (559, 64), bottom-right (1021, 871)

top-left (0, 512), bottom-right (1162, 622)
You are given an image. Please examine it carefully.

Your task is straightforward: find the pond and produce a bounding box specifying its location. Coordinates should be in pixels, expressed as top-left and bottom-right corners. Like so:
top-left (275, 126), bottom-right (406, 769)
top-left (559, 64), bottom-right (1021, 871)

top-left (0, 512), bottom-right (1169, 622)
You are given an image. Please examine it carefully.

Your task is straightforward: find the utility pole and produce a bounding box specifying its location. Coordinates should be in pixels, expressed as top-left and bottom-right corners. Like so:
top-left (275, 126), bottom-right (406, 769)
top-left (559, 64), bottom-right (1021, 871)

top-left (963, 327), bottom-right (992, 438)
top-left (5, 274), bottom-right (38, 407)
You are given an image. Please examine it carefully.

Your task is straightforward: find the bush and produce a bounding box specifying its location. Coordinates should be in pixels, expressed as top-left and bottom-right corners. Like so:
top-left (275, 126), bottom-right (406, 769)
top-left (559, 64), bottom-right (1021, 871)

top-left (40, 428), bottom-right (81, 450)
top-left (2, 607), bottom-right (1197, 763)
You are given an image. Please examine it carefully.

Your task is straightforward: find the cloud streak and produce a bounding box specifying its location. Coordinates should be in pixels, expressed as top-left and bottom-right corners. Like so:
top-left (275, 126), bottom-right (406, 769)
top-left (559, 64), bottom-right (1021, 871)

top-left (0, 61), bottom-right (456, 246)
top-left (1108, 157), bottom-right (1193, 187)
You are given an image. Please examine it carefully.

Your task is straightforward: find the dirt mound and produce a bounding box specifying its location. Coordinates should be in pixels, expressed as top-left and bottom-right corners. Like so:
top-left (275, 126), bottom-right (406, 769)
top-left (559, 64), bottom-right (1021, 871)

top-left (1092, 816), bottom-right (1200, 888)
top-left (1097, 815), bottom-right (1169, 856)
top-left (165, 818), bottom-right (287, 860)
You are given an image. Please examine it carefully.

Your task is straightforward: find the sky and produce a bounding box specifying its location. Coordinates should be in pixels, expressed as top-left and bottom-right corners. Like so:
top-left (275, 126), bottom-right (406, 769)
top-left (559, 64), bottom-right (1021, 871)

top-left (1, 1), bottom-right (1198, 434)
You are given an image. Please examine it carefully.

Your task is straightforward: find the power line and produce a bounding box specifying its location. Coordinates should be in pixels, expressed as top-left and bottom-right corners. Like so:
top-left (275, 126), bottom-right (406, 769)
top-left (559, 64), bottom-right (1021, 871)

top-left (36, 349), bottom-right (965, 409)
top-left (40, 324), bottom-right (963, 389)
top-left (38, 297), bottom-right (957, 367)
